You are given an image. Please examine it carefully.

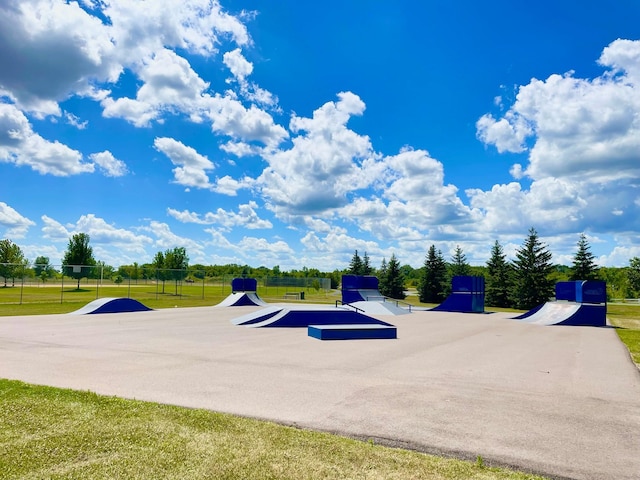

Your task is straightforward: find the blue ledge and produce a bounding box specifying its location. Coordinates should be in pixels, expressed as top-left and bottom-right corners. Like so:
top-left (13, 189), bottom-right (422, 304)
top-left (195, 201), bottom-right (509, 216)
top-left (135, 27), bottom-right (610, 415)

top-left (308, 324), bottom-right (397, 340)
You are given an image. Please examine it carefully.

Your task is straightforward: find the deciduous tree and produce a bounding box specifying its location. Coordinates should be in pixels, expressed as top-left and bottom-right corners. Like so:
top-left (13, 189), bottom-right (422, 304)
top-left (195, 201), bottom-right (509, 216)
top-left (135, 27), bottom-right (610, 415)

top-left (164, 247), bottom-right (189, 295)
top-left (628, 257), bottom-right (640, 297)
top-left (62, 233), bottom-right (96, 289)
top-left (0, 239), bottom-right (26, 287)
top-left (153, 251), bottom-right (167, 293)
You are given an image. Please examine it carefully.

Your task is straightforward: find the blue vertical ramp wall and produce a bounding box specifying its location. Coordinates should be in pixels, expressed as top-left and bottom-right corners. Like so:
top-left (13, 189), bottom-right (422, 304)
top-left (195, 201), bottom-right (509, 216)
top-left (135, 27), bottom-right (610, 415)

top-left (431, 276), bottom-right (485, 313)
top-left (341, 275), bottom-right (381, 303)
top-left (231, 277), bottom-right (258, 292)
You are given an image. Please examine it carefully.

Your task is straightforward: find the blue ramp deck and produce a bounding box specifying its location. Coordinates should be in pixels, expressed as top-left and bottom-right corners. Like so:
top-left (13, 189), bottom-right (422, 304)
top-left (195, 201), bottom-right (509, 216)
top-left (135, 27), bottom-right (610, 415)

top-left (308, 324), bottom-right (397, 340)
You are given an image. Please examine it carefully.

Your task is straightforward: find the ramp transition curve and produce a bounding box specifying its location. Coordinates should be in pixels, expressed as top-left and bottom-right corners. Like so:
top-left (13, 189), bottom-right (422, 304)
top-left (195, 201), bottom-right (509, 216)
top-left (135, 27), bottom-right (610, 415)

top-left (69, 297), bottom-right (152, 315)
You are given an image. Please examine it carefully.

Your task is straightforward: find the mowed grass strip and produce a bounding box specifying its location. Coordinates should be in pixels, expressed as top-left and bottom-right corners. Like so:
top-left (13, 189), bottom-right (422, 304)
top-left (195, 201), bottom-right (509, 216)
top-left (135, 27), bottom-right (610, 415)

top-left (607, 304), bottom-right (640, 365)
top-left (0, 284), bottom-right (339, 315)
top-left (0, 379), bottom-right (547, 480)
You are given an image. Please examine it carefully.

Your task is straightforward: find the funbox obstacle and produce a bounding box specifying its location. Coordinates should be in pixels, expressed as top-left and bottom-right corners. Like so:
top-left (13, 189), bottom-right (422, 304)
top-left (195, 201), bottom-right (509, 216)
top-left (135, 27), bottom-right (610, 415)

top-left (232, 304), bottom-right (397, 340)
top-left (513, 280), bottom-right (607, 326)
top-left (227, 275), bottom-right (397, 340)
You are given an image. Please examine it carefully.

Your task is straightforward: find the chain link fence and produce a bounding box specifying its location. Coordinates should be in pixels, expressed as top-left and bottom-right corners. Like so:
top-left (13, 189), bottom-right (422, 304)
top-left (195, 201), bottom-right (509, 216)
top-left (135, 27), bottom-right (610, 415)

top-left (0, 262), bottom-right (332, 306)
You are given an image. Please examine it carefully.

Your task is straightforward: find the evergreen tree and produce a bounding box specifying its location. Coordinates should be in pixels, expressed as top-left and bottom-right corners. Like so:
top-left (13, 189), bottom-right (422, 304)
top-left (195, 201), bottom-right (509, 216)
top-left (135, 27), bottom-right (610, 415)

top-left (62, 233), bottom-right (96, 289)
top-left (378, 258), bottom-right (388, 296)
top-left (348, 250), bottom-right (364, 275)
top-left (418, 245), bottom-right (448, 303)
top-left (485, 240), bottom-right (512, 308)
top-left (570, 234), bottom-right (599, 280)
top-left (449, 245), bottom-right (471, 277)
top-left (511, 228), bottom-right (555, 310)
top-left (362, 251), bottom-right (373, 275)
top-left (382, 253), bottom-right (406, 299)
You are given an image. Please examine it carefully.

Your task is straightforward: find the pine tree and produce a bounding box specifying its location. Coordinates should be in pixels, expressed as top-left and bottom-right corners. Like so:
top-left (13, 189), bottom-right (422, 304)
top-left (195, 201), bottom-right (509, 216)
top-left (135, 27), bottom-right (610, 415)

top-left (486, 240), bottom-right (512, 308)
top-left (362, 251), bottom-right (373, 275)
top-left (378, 258), bottom-right (389, 296)
top-left (419, 245), bottom-right (448, 303)
top-left (348, 250), bottom-right (364, 275)
top-left (570, 234), bottom-right (599, 280)
top-left (383, 253), bottom-right (406, 299)
top-left (511, 228), bottom-right (555, 310)
top-left (449, 245), bottom-right (471, 277)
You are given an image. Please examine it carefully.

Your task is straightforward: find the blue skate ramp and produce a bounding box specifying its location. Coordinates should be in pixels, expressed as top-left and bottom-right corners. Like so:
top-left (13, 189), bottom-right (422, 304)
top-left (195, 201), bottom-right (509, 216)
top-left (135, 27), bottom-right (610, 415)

top-left (69, 297), bottom-right (152, 315)
top-left (512, 303), bottom-right (545, 319)
top-left (513, 281), bottom-right (607, 326)
top-left (216, 292), bottom-right (267, 307)
top-left (341, 275), bottom-right (385, 303)
top-left (513, 302), bottom-right (606, 326)
top-left (232, 305), bottom-right (393, 328)
top-left (431, 276), bottom-right (485, 313)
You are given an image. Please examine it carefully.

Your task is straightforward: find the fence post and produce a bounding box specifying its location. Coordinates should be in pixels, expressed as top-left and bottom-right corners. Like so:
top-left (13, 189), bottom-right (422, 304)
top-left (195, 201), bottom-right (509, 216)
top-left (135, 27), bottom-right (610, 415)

top-left (19, 263), bottom-right (24, 305)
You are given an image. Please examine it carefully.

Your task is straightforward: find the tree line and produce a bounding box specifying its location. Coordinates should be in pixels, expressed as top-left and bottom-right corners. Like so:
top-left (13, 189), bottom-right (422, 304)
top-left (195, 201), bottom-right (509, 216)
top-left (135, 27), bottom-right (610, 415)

top-left (2, 229), bottom-right (640, 305)
top-left (347, 229), bottom-right (640, 309)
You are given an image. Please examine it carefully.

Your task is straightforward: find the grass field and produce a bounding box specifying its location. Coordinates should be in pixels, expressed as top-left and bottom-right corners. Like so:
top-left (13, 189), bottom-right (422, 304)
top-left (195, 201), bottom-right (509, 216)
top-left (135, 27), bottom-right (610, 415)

top-left (0, 379), bottom-right (546, 480)
top-left (0, 283), bottom-right (339, 315)
top-left (606, 303), bottom-right (640, 365)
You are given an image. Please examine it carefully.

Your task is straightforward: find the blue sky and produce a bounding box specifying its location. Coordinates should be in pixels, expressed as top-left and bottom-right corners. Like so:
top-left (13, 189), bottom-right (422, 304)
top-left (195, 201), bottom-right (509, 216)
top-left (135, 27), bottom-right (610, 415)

top-left (1, 0), bottom-right (639, 270)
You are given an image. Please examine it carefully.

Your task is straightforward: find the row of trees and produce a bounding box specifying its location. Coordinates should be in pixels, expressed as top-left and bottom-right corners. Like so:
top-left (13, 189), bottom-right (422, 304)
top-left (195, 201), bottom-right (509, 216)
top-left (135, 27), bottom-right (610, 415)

top-left (0, 234), bottom-right (192, 291)
top-left (348, 230), bottom-right (630, 310)
top-left (3, 229), bottom-right (640, 304)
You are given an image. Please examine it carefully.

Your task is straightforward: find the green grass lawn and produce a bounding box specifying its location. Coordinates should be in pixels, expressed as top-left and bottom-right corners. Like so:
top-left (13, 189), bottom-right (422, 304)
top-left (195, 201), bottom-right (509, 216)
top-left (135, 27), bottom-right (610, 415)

top-left (0, 283), bottom-right (339, 315)
top-left (0, 379), bottom-right (546, 480)
top-left (606, 303), bottom-right (640, 366)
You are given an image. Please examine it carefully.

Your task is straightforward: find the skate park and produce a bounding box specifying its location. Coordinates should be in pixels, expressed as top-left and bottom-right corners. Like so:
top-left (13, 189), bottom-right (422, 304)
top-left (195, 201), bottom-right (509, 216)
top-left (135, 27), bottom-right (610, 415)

top-left (0, 277), bottom-right (639, 479)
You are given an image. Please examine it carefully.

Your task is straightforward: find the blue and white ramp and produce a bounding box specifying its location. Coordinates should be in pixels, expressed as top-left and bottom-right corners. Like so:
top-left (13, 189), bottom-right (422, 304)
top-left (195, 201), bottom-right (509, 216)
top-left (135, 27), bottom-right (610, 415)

top-left (69, 297), bottom-right (152, 315)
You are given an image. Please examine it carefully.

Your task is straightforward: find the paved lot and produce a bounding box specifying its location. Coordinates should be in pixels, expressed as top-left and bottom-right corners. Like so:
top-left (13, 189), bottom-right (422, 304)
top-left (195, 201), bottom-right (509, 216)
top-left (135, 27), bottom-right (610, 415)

top-left (1, 306), bottom-right (639, 480)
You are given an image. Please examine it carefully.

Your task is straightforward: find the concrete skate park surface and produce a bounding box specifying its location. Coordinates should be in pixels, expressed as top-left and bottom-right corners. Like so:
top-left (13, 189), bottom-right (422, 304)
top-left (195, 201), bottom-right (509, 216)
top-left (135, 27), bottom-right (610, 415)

top-left (1, 306), bottom-right (639, 480)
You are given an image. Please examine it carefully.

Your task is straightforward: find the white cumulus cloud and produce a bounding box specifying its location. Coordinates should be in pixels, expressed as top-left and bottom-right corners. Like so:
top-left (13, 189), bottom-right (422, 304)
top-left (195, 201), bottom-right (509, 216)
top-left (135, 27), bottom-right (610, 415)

top-left (0, 102), bottom-right (94, 176)
top-left (90, 151), bottom-right (128, 177)
top-left (154, 137), bottom-right (215, 189)
top-left (0, 202), bottom-right (35, 238)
